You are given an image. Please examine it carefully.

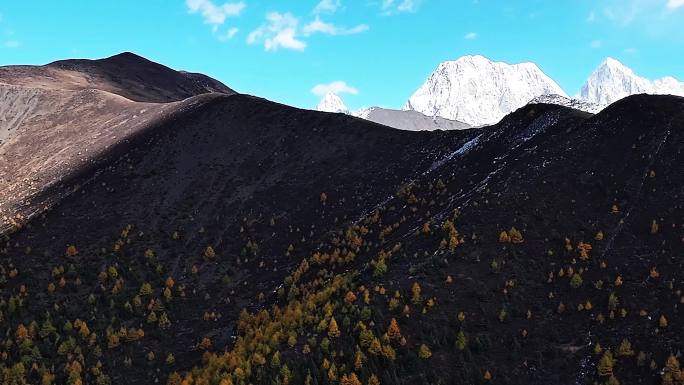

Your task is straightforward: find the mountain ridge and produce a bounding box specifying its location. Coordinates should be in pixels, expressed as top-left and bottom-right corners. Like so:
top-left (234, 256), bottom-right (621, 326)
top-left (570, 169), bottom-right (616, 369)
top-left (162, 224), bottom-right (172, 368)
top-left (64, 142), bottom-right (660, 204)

top-left (0, 51), bottom-right (235, 103)
top-left (0, 52), bottom-right (683, 385)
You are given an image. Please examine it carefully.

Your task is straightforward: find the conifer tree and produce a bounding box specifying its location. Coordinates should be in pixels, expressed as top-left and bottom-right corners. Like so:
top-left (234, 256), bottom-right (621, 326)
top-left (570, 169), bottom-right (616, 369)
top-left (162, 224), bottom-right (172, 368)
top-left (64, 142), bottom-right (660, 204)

top-left (387, 318), bottom-right (402, 341)
top-left (616, 339), bottom-right (634, 357)
top-left (456, 331), bottom-right (467, 351)
top-left (368, 374), bottom-right (381, 385)
top-left (328, 317), bottom-right (341, 338)
top-left (597, 350), bottom-right (614, 377)
top-left (411, 282), bottom-right (422, 304)
top-left (418, 344), bottom-right (432, 359)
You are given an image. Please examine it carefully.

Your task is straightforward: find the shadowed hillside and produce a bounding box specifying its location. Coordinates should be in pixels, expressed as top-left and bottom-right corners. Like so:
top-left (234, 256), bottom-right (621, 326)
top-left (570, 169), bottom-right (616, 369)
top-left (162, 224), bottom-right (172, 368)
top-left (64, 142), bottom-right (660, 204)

top-left (0, 54), bottom-right (682, 385)
top-left (0, 52), bottom-right (235, 235)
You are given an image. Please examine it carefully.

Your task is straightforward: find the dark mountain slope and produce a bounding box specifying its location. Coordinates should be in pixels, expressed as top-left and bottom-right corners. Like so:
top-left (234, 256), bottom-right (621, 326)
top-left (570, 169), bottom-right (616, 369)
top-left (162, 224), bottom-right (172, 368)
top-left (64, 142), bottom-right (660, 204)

top-left (0, 52), bottom-right (234, 233)
top-left (350, 94), bottom-right (684, 384)
top-left (0, 51), bottom-right (682, 385)
top-left (177, 95), bottom-right (683, 385)
top-left (0, 91), bottom-right (466, 384)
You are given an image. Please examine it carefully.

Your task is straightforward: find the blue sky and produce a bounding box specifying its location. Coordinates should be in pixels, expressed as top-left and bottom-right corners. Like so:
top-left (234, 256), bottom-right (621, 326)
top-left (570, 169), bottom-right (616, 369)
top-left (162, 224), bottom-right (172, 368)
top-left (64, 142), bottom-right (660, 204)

top-left (1, 0), bottom-right (683, 110)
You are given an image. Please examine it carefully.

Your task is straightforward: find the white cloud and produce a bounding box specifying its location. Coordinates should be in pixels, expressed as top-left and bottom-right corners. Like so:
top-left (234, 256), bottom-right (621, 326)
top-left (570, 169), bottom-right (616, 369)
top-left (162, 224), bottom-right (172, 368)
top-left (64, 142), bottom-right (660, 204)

top-left (4, 40), bottom-right (20, 48)
top-left (590, 39), bottom-right (602, 48)
top-left (218, 27), bottom-right (239, 41)
top-left (311, 81), bottom-right (359, 96)
top-left (587, 0), bottom-right (683, 39)
top-left (186, 0), bottom-right (245, 29)
top-left (247, 12), bottom-right (306, 51)
top-left (248, 11), bottom-right (368, 52)
top-left (314, 0), bottom-right (342, 14)
top-left (381, 0), bottom-right (420, 15)
top-left (667, 0), bottom-right (684, 9)
top-left (464, 32), bottom-right (477, 40)
top-left (303, 17), bottom-right (369, 36)
top-left (397, 0), bottom-right (417, 12)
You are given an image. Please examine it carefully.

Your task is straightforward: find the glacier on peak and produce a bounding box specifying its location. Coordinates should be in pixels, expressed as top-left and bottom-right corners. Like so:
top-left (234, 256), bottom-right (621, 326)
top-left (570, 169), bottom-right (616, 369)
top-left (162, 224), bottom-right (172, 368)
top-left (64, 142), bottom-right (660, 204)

top-left (403, 55), bottom-right (567, 126)
top-left (578, 57), bottom-right (684, 106)
top-left (316, 92), bottom-right (349, 114)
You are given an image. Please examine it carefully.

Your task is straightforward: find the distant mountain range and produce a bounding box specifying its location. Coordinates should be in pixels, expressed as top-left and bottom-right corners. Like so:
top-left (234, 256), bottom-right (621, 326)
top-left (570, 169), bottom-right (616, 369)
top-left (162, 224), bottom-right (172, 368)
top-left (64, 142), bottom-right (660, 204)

top-left (317, 55), bottom-right (684, 128)
top-left (316, 91), bottom-right (471, 131)
top-left (578, 57), bottom-right (684, 105)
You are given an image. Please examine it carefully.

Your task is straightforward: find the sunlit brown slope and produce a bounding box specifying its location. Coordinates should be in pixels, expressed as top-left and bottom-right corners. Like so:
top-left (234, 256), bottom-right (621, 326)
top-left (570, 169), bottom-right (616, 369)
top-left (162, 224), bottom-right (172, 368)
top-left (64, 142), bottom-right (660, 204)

top-left (0, 52), bottom-right (234, 235)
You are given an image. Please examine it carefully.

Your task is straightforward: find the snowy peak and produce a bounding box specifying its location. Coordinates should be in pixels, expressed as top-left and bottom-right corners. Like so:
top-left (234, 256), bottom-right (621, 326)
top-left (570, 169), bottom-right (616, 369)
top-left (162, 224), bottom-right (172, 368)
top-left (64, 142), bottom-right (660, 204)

top-left (404, 55), bottom-right (567, 126)
top-left (578, 57), bottom-right (650, 105)
top-left (316, 92), bottom-right (349, 114)
top-left (579, 58), bottom-right (684, 106)
top-left (316, 56), bottom-right (684, 129)
top-left (601, 57), bottom-right (632, 72)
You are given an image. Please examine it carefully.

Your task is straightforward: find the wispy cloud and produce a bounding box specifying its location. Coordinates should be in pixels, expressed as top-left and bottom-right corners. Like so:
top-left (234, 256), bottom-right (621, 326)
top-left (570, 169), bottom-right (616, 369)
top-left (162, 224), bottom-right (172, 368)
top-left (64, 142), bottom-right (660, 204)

top-left (0, 14), bottom-right (20, 48)
top-left (624, 47), bottom-right (638, 54)
top-left (218, 27), bottom-right (239, 41)
top-left (311, 81), bottom-right (359, 96)
top-left (667, 0), bottom-right (684, 9)
top-left (381, 0), bottom-right (420, 15)
top-left (303, 17), bottom-right (368, 36)
top-left (596, 0), bottom-right (681, 25)
top-left (248, 4), bottom-right (369, 53)
top-left (590, 39), bottom-right (602, 48)
top-left (186, 0), bottom-right (245, 30)
top-left (464, 32), bottom-right (477, 40)
top-left (314, 0), bottom-right (342, 14)
top-left (247, 12), bottom-right (306, 52)
top-left (603, 6), bottom-right (637, 25)
top-left (585, 0), bottom-right (683, 41)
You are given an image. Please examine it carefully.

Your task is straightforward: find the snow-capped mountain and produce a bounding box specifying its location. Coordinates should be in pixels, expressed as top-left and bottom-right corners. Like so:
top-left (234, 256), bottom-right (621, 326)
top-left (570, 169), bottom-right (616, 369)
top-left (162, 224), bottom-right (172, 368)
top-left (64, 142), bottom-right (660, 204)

top-left (315, 93), bottom-right (469, 131)
top-left (404, 55), bottom-right (567, 126)
top-left (529, 94), bottom-right (602, 114)
top-left (578, 57), bottom-right (684, 106)
top-left (653, 77), bottom-right (684, 96)
top-left (317, 56), bottom-right (684, 128)
top-left (316, 92), bottom-right (349, 114)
